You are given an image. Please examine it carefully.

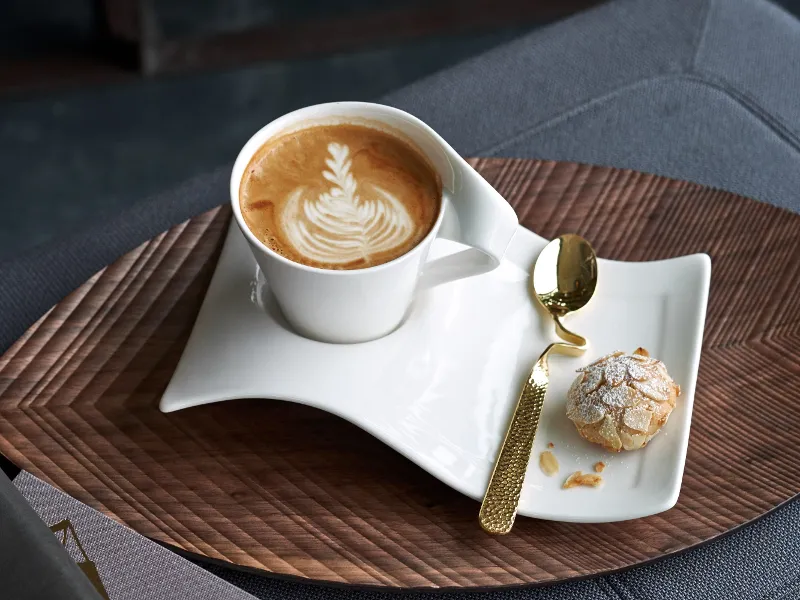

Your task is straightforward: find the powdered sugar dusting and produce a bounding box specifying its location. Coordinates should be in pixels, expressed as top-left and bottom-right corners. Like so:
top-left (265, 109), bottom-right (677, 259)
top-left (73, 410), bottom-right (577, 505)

top-left (566, 350), bottom-right (680, 451)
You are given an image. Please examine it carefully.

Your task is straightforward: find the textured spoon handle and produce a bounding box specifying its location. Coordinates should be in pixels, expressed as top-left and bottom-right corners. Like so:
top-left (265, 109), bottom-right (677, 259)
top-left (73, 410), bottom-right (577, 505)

top-left (479, 353), bottom-right (550, 534)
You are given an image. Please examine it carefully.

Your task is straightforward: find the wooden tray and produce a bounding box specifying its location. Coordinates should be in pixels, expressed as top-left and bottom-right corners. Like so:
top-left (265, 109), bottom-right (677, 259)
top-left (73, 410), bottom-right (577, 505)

top-left (1, 159), bottom-right (799, 589)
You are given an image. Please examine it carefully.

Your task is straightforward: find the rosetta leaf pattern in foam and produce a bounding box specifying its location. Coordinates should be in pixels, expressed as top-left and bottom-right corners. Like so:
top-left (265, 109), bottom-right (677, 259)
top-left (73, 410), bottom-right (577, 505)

top-left (281, 143), bottom-right (414, 266)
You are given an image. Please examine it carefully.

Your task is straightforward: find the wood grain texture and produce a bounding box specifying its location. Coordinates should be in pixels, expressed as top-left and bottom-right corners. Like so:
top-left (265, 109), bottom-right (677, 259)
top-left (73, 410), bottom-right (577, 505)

top-left (1, 159), bottom-right (799, 589)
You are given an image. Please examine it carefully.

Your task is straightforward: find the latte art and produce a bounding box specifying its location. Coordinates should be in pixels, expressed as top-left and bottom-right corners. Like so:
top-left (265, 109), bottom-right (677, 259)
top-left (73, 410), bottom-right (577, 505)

top-left (281, 143), bottom-right (414, 265)
top-left (239, 123), bottom-right (441, 270)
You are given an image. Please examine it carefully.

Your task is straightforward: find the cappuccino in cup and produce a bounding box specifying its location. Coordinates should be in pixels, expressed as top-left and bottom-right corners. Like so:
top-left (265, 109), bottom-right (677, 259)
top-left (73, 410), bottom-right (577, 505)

top-left (239, 123), bottom-right (442, 270)
top-left (230, 102), bottom-right (518, 343)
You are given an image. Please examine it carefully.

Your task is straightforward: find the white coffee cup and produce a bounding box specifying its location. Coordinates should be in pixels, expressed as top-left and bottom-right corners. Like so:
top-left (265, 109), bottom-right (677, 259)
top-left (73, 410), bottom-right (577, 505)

top-left (230, 102), bottom-right (518, 343)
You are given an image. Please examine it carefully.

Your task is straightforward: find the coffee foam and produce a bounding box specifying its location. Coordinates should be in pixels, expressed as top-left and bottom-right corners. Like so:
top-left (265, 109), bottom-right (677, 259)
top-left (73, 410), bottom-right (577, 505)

top-left (239, 123), bottom-right (441, 270)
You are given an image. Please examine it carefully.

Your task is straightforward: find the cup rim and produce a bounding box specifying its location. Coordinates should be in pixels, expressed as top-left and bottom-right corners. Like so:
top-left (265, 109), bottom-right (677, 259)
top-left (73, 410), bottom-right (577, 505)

top-left (230, 102), bottom-right (447, 276)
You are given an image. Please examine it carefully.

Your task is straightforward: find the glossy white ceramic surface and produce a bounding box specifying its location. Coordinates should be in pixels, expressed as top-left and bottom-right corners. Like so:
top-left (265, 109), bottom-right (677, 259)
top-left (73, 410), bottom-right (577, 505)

top-left (231, 102), bottom-right (519, 343)
top-left (160, 221), bottom-right (710, 523)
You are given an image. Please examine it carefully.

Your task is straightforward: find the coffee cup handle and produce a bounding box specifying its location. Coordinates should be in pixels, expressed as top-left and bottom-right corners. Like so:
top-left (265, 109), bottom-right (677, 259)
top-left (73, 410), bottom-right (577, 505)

top-left (418, 163), bottom-right (518, 290)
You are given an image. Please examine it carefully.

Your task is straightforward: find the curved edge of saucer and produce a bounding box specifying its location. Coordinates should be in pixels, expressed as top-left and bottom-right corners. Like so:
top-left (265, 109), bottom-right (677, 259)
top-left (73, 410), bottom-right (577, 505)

top-left (658, 249), bottom-right (711, 520)
top-left (160, 389), bottom-right (499, 518)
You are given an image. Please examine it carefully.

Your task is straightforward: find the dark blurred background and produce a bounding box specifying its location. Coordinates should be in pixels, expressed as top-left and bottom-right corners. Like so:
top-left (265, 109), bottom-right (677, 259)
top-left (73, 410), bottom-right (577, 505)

top-left (2, 0), bottom-right (799, 261)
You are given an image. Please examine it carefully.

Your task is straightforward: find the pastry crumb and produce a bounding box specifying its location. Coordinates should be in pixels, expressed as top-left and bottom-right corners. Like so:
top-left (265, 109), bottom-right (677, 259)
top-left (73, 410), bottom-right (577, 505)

top-left (547, 442), bottom-right (555, 448)
top-left (633, 347), bottom-right (650, 357)
top-left (594, 461), bottom-right (606, 473)
top-left (539, 451), bottom-right (559, 476)
top-left (563, 471), bottom-right (603, 489)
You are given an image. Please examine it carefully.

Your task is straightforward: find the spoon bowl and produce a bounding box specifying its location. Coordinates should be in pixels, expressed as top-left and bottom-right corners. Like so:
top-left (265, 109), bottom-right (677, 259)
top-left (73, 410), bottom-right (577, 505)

top-left (532, 234), bottom-right (598, 346)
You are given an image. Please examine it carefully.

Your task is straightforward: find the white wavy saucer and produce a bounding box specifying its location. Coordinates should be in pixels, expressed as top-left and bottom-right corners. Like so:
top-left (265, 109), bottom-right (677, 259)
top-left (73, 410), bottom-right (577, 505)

top-left (160, 221), bottom-right (710, 523)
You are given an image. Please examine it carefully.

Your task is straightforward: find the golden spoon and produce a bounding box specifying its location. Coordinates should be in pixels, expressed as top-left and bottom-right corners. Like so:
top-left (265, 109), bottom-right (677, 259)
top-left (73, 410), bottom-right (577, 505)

top-left (479, 234), bottom-right (598, 534)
